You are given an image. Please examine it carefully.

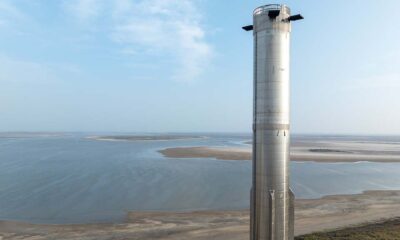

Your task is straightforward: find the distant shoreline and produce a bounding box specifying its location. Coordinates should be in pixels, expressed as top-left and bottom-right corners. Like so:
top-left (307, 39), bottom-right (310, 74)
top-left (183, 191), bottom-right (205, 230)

top-left (1, 190), bottom-right (400, 239)
top-left (158, 138), bottom-right (400, 163)
top-left (87, 135), bottom-right (207, 142)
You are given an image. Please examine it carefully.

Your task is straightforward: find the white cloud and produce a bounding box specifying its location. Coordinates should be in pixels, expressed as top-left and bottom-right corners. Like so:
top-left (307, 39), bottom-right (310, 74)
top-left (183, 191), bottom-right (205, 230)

top-left (112, 0), bottom-right (212, 82)
top-left (173, 21), bottom-right (211, 81)
top-left (65, 0), bottom-right (213, 82)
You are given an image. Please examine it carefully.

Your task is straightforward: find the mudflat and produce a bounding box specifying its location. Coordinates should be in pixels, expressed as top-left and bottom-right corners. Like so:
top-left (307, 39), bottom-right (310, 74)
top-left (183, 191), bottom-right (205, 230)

top-left (2, 190), bottom-right (400, 239)
top-left (159, 138), bottom-right (400, 162)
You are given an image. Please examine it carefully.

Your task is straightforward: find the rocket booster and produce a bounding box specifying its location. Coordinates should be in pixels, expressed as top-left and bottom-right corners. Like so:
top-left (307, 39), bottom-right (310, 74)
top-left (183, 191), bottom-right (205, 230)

top-left (243, 4), bottom-right (303, 240)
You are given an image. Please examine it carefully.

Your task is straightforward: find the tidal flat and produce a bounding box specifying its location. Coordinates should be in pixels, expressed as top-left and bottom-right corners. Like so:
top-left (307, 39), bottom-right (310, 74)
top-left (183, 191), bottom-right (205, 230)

top-left (1, 134), bottom-right (400, 239)
top-left (159, 136), bottom-right (400, 162)
top-left (2, 191), bottom-right (400, 239)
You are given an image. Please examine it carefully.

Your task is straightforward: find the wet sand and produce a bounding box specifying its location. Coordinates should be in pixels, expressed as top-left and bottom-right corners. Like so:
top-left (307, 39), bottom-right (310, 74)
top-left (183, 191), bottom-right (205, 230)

top-left (2, 190), bottom-right (400, 239)
top-left (159, 138), bottom-right (400, 162)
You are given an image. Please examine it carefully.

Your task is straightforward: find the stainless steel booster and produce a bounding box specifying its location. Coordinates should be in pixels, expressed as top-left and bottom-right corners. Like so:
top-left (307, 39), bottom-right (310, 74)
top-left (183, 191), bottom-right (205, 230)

top-left (243, 4), bottom-right (303, 240)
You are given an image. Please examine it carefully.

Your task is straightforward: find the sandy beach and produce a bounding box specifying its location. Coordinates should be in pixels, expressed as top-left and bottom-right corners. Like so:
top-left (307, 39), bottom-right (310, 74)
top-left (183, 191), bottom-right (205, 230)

top-left (159, 138), bottom-right (400, 162)
top-left (1, 190), bottom-right (400, 239)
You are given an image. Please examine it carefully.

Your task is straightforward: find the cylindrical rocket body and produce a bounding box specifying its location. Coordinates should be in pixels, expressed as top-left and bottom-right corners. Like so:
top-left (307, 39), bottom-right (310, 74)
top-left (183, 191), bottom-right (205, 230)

top-left (250, 4), bottom-right (293, 240)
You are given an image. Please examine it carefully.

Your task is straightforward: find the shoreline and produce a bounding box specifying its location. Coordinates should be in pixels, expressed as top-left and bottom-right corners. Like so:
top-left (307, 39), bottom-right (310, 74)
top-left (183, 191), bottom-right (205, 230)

top-left (87, 135), bottom-right (208, 142)
top-left (2, 190), bottom-right (400, 239)
top-left (158, 145), bottom-right (400, 163)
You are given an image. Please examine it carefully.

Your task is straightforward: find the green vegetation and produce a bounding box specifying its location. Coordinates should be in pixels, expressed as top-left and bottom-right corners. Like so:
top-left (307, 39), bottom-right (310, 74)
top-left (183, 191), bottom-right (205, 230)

top-left (296, 218), bottom-right (400, 240)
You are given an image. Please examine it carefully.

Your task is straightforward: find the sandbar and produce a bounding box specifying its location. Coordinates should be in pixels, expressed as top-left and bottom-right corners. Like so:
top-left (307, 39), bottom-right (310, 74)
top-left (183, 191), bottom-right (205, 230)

top-left (159, 138), bottom-right (400, 162)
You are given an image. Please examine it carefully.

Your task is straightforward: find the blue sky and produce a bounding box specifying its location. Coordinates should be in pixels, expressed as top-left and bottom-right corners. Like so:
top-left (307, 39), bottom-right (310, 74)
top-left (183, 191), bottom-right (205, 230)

top-left (0, 0), bottom-right (399, 134)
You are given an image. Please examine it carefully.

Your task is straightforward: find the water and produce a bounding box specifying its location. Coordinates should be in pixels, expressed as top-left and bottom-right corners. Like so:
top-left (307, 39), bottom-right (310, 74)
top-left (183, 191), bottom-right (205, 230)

top-left (0, 133), bottom-right (400, 224)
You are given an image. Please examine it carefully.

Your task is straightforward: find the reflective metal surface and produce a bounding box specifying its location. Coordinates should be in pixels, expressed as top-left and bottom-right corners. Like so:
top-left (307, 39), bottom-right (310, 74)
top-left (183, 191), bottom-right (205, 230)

top-left (250, 4), bottom-right (294, 240)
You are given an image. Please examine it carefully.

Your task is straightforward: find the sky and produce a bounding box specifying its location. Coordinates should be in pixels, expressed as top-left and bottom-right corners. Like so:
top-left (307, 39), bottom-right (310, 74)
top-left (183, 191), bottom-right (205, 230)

top-left (0, 0), bottom-right (399, 134)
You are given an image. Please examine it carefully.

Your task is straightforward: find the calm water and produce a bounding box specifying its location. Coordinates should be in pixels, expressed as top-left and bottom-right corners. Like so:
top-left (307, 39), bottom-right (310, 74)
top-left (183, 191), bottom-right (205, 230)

top-left (1, 133), bottom-right (400, 224)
